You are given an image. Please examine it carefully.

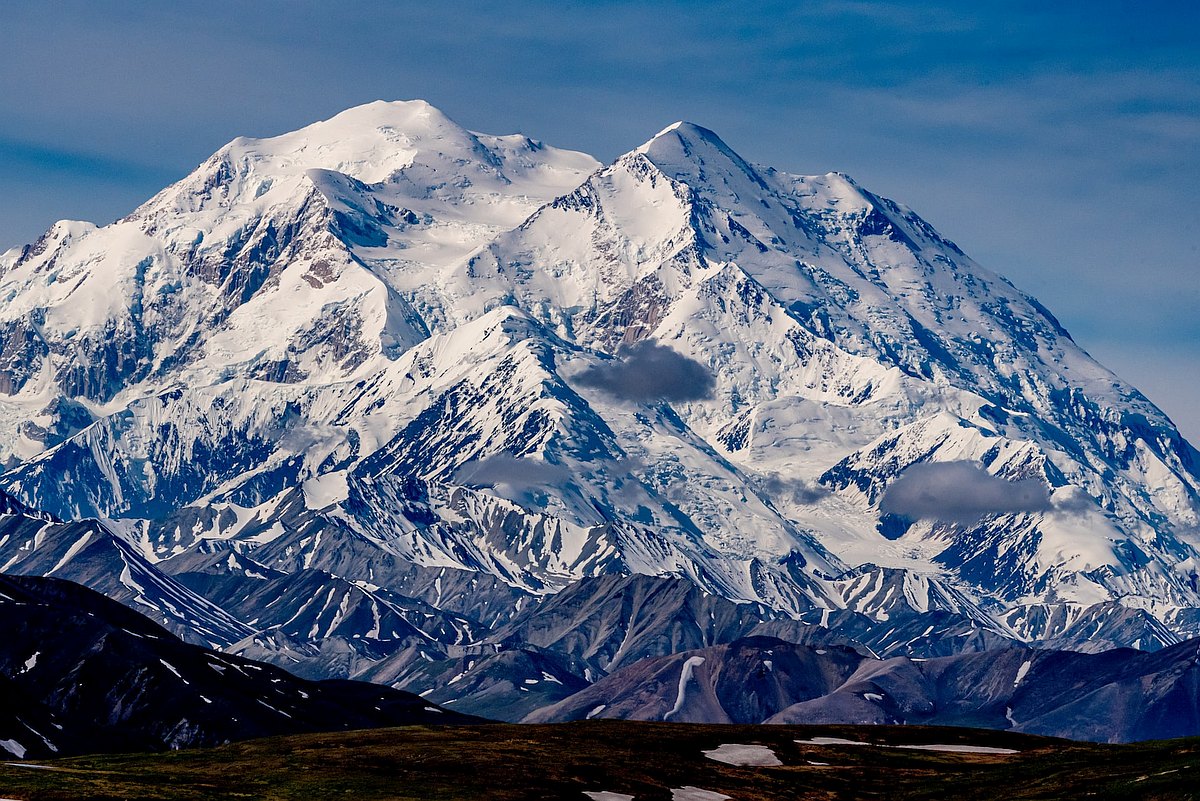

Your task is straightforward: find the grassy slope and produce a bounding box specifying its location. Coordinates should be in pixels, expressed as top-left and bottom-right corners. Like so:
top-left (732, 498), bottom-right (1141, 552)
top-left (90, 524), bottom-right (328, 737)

top-left (0, 722), bottom-right (1196, 800)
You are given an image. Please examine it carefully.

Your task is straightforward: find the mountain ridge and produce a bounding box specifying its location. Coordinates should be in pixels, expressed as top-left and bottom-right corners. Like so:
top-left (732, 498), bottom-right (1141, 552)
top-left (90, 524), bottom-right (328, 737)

top-left (0, 573), bottom-right (476, 760)
top-left (1, 98), bottom-right (1197, 679)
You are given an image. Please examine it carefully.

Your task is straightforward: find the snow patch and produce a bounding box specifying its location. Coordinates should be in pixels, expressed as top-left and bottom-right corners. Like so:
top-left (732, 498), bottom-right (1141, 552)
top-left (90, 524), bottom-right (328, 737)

top-left (302, 471), bottom-right (350, 510)
top-left (0, 740), bottom-right (26, 759)
top-left (670, 788), bottom-right (731, 801)
top-left (159, 659), bottom-right (188, 683)
top-left (1013, 659), bottom-right (1032, 688)
top-left (702, 743), bottom-right (782, 767)
top-left (894, 744), bottom-right (1018, 755)
top-left (48, 530), bottom-right (93, 574)
top-left (665, 656), bottom-right (705, 720)
top-left (799, 737), bottom-right (1016, 755)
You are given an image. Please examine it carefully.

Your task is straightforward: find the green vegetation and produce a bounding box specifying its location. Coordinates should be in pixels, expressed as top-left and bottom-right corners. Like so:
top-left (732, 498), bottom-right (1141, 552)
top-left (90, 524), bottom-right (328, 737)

top-left (0, 722), bottom-right (1195, 800)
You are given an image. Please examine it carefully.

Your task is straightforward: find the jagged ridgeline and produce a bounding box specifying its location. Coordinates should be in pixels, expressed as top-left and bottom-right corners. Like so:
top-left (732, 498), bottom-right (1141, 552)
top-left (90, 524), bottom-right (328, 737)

top-left (1, 101), bottom-right (1199, 725)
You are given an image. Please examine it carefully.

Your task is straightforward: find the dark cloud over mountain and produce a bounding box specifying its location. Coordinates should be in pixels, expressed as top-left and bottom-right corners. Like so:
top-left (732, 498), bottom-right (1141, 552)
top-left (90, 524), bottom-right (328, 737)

top-left (575, 341), bottom-right (715, 403)
top-left (880, 461), bottom-right (1051, 523)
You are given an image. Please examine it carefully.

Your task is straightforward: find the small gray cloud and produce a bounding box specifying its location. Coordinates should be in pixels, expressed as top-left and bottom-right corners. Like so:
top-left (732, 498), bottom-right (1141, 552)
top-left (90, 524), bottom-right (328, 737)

top-left (575, 340), bottom-right (715, 403)
top-left (880, 461), bottom-right (1051, 523)
top-left (761, 473), bottom-right (828, 505)
top-left (455, 453), bottom-right (568, 488)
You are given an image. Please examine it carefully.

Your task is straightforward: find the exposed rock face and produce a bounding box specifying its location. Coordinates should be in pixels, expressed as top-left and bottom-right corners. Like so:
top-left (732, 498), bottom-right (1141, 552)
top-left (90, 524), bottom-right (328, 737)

top-left (527, 634), bottom-right (1200, 743)
top-left (490, 573), bottom-right (858, 676)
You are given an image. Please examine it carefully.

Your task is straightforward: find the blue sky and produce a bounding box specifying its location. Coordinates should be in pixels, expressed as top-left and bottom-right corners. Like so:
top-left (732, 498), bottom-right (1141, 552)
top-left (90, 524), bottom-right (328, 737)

top-left (3, 1), bottom-right (1197, 441)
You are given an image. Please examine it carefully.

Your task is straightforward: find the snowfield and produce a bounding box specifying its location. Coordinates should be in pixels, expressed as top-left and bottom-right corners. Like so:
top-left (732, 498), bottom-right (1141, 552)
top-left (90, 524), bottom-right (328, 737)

top-left (0, 98), bottom-right (1198, 667)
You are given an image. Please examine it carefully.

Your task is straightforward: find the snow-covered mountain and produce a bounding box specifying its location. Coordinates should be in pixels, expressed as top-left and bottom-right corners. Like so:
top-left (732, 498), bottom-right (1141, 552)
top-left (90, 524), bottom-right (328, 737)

top-left (2, 99), bottom-right (1198, 665)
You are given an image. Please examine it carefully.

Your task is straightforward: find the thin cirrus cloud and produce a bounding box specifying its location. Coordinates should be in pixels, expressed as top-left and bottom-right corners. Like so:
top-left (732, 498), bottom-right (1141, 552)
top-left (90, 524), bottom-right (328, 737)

top-left (760, 474), bottom-right (828, 505)
top-left (455, 453), bottom-right (570, 488)
top-left (879, 461), bottom-right (1052, 523)
top-left (574, 341), bottom-right (716, 403)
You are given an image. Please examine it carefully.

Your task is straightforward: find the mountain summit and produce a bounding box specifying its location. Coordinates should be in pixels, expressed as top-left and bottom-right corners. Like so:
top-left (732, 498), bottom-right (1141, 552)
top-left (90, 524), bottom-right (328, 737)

top-left (1, 100), bottom-right (1197, 667)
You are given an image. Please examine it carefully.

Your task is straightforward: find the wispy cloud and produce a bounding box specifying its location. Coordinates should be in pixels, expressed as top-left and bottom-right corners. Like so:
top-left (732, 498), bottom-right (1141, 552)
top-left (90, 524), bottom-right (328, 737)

top-left (455, 453), bottom-right (569, 488)
top-left (759, 474), bottom-right (828, 505)
top-left (0, 137), bottom-right (179, 185)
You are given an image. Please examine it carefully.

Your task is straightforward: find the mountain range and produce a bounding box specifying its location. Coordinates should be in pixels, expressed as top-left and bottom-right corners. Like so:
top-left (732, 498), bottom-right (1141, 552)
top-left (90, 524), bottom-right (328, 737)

top-left (2, 100), bottom-right (1198, 740)
top-left (0, 574), bottom-right (473, 759)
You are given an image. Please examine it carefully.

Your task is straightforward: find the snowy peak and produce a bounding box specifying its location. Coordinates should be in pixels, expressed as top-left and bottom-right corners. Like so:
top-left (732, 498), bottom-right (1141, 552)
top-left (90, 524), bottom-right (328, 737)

top-left (638, 121), bottom-right (756, 176)
top-left (221, 99), bottom-right (493, 185)
top-left (139, 98), bottom-right (597, 233)
top-left (634, 120), bottom-right (771, 203)
top-left (4, 219), bottom-right (97, 273)
top-left (221, 98), bottom-right (600, 195)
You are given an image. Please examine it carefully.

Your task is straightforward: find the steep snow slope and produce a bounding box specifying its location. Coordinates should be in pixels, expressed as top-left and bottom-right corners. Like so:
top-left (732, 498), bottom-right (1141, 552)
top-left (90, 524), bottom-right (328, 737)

top-left (1, 101), bottom-right (1198, 652)
top-left (0, 100), bottom-right (597, 453)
